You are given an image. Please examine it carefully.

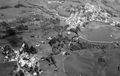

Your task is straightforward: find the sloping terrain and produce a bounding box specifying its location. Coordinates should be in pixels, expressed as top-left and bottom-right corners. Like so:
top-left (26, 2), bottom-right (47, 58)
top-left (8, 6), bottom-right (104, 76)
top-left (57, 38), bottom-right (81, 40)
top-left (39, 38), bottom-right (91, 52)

top-left (1, 0), bottom-right (120, 76)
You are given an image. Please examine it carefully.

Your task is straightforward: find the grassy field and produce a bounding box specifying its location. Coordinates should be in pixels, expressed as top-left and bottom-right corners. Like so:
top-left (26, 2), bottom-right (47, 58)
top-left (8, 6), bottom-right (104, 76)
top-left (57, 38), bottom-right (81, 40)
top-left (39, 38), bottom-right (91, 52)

top-left (0, 61), bottom-right (16, 76)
